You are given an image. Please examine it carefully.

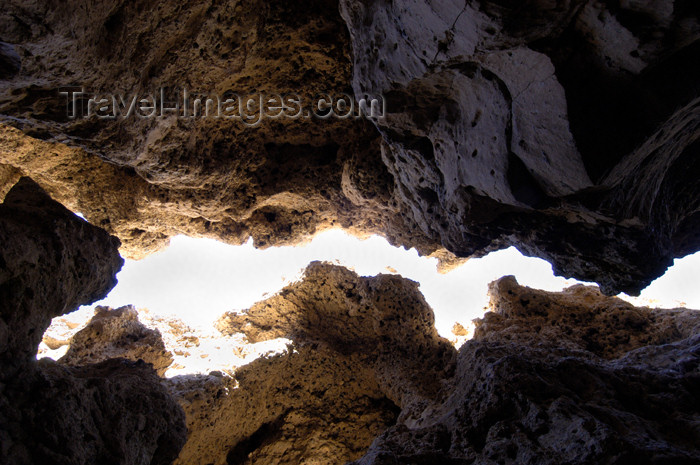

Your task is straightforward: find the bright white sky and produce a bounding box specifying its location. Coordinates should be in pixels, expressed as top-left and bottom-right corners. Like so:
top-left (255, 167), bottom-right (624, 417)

top-left (84, 229), bottom-right (700, 339)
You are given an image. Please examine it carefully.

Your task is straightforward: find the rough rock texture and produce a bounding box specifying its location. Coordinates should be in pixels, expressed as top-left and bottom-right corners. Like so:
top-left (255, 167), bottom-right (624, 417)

top-left (354, 276), bottom-right (700, 465)
top-left (217, 261), bottom-right (455, 408)
top-left (2, 358), bottom-right (187, 465)
top-left (168, 347), bottom-right (400, 465)
top-left (165, 262), bottom-right (453, 465)
top-left (42, 261), bottom-right (700, 464)
top-left (0, 179), bottom-right (187, 465)
top-left (476, 276), bottom-right (700, 359)
top-left (339, 0), bottom-right (700, 294)
top-left (0, 1), bottom-right (697, 292)
top-left (0, 177), bottom-right (123, 373)
top-left (60, 305), bottom-right (174, 377)
top-left (174, 264), bottom-right (698, 465)
top-left (0, 0), bottom-right (429, 261)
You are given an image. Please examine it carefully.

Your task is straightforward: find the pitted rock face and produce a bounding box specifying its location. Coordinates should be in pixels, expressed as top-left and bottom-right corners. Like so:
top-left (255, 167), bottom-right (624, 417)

top-left (60, 305), bottom-right (174, 377)
top-left (339, 0), bottom-right (700, 294)
top-left (0, 177), bottom-right (123, 372)
top-left (476, 275), bottom-right (700, 359)
top-left (217, 261), bottom-right (456, 407)
top-left (0, 0), bottom-right (427, 262)
top-left (167, 347), bottom-right (400, 465)
top-left (38, 261), bottom-right (700, 464)
top-left (0, 0), bottom-right (697, 293)
top-left (353, 276), bottom-right (700, 465)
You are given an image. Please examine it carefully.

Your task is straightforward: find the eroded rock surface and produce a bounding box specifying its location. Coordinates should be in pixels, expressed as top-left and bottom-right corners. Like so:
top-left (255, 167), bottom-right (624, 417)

top-left (167, 264), bottom-right (699, 464)
top-left (169, 347), bottom-right (400, 465)
top-left (60, 305), bottom-right (174, 377)
top-left (217, 261), bottom-right (455, 407)
top-left (340, 0), bottom-right (700, 294)
top-left (0, 0), bottom-right (424, 262)
top-left (0, 179), bottom-right (186, 465)
top-left (0, 177), bottom-right (122, 372)
top-left (354, 276), bottom-right (700, 464)
top-left (163, 262), bottom-right (454, 465)
top-left (0, 1), bottom-right (697, 292)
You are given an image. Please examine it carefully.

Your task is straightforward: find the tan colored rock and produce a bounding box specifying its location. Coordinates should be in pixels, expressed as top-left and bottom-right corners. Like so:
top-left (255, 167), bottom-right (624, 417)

top-left (0, 1), bottom-right (697, 292)
top-left (60, 305), bottom-right (174, 377)
top-left (475, 275), bottom-right (700, 359)
top-left (217, 261), bottom-right (455, 406)
top-left (169, 347), bottom-right (399, 465)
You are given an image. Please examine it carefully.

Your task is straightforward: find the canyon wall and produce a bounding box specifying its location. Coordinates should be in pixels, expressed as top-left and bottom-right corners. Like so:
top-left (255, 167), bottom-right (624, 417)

top-left (53, 263), bottom-right (700, 464)
top-left (0, 0), bottom-right (698, 464)
top-left (0, 0), bottom-right (697, 293)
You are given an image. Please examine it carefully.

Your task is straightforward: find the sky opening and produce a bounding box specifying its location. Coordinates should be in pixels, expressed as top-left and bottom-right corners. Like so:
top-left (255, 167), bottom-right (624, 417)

top-left (40, 229), bottom-right (700, 376)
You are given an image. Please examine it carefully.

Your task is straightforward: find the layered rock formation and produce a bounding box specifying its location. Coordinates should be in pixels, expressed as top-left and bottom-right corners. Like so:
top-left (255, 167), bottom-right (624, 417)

top-left (0, 179), bottom-right (186, 465)
top-left (0, 0), bottom-right (697, 292)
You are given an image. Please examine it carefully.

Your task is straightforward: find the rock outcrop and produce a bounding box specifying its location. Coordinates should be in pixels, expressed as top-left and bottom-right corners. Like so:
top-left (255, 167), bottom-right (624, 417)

top-left (0, 1), bottom-right (699, 463)
top-left (0, 178), bottom-right (186, 465)
top-left (0, 177), bottom-right (123, 373)
top-left (339, 0), bottom-right (700, 294)
top-left (354, 275), bottom-right (700, 464)
top-left (0, 1), bottom-right (697, 292)
top-left (163, 262), bottom-right (453, 465)
top-left (60, 305), bottom-right (174, 377)
top-left (176, 264), bottom-right (699, 464)
top-left (217, 262), bottom-right (455, 408)
top-left (168, 347), bottom-right (400, 465)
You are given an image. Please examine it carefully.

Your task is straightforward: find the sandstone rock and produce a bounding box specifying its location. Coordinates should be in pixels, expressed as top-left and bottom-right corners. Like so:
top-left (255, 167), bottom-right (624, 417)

top-left (217, 261), bottom-right (456, 407)
top-left (168, 347), bottom-right (399, 465)
top-left (170, 266), bottom-right (700, 464)
top-left (0, 0), bottom-right (427, 262)
top-left (476, 275), bottom-right (700, 359)
top-left (60, 305), bottom-right (174, 377)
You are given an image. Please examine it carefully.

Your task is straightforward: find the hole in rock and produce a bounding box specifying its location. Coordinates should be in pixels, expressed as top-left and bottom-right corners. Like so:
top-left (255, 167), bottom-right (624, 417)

top-left (38, 229), bottom-right (700, 377)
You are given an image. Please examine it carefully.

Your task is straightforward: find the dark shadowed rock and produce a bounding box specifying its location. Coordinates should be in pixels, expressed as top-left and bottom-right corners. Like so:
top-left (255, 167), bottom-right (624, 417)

top-left (0, 177), bottom-right (123, 373)
top-left (0, 178), bottom-right (186, 465)
top-left (1, 358), bottom-right (187, 465)
top-left (0, 42), bottom-right (20, 79)
top-left (339, 0), bottom-right (700, 294)
top-left (0, 1), bottom-right (696, 292)
top-left (168, 347), bottom-right (400, 465)
top-left (353, 276), bottom-right (700, 464)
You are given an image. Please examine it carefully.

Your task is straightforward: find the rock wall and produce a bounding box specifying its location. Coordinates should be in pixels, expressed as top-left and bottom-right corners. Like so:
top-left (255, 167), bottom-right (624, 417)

top-left (0, 179), bottom-right (186, 465)
top-left (339, 0), bottom-right (700, 294)
top-left (355, 275), bottom-right (700, 464)
top-left (0, 0), bottom-right (697, 292)
top-left (59, 263), bottom-right (700, 464)
top-left (0, 0), bottom-right (699, 464)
